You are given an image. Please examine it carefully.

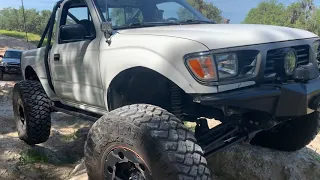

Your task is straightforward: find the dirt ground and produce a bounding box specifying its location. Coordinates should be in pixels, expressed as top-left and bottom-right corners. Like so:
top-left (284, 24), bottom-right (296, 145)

top-left (0, 76), bottom-right (93, 180)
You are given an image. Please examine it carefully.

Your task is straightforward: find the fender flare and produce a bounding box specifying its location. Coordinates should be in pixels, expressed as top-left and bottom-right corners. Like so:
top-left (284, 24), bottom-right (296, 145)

top-left (100, 48), bottom-right (198, 111)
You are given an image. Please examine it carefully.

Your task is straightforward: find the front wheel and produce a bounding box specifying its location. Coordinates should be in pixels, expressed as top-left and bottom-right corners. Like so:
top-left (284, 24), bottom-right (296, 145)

top-left (84, 104), bottom-right (211, 180)
top-left (250, 112), bottom-right (320, 151)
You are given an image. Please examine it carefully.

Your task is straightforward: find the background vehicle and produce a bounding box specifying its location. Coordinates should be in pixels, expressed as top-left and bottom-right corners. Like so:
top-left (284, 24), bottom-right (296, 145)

top-left (12, 0), bottom-right (320, 179)
top-left (0, 49), bottom-right (23, 80)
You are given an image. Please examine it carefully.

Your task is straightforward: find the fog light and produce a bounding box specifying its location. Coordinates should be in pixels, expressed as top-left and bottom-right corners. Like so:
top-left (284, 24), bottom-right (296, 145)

top-left (284, 48), bottom-right (297, 76)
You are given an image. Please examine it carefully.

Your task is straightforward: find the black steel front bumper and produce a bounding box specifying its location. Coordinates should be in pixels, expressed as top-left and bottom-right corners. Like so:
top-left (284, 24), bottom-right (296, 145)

top-left (197, 77), bottom-right (320, 117)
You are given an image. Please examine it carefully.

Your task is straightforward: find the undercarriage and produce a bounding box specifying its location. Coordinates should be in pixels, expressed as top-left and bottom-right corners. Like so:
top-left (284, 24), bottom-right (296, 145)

top-left (50, 73), bottom-right (320, 159)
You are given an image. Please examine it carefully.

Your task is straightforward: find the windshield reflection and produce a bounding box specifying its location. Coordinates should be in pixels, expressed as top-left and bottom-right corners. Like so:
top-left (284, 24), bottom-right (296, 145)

top-left (94, 0), bottom-right (213, 29)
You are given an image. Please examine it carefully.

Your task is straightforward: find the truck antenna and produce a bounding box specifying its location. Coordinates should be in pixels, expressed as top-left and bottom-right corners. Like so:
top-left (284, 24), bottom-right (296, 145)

top-left (21, 0), bottom-right (30, 50)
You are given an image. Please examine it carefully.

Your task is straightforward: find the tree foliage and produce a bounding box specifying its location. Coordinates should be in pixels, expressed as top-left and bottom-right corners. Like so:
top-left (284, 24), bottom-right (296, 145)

top-left (176, 0), bottom-right (223, 23)
top-left (0, 7), bottom-right (51, 35)
top-left (243, 0), bottom-right (320, 35)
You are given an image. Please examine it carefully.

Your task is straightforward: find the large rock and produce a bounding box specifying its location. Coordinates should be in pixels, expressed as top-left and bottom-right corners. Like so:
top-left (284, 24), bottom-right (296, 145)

top-left (208, 144), bottom-right (320, 180)
top-left (67, 143), bottom-right (320, 180)
top-left (0, 82), bottom-right (15, 101)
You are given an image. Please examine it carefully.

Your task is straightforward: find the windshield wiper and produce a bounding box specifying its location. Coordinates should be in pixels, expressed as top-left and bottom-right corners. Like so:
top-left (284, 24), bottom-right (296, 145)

top-left (127, 22), bottom-right (153, 27)
top-left (114, 20), bottom-right (211, 30)
top-left (181, 20), bottom-right (215, 24)
top-left (129, 21), bottom-right (180, 26)
top-left (114, 21), bottom-right (181, 30)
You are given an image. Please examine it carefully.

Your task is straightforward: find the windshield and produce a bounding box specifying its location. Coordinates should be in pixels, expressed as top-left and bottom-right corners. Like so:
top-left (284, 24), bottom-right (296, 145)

top-left (94, 0), bottom-right (212, 29)
top-left (3, 51), bottom-right (22, 59)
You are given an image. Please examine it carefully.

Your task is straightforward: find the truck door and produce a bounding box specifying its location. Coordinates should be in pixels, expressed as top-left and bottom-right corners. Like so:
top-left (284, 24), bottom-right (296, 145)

top-left (49, 0), bottom-right (105, 108)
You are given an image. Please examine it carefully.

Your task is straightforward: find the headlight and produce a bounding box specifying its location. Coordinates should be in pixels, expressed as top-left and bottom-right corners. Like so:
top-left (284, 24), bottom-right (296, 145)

top-left (284, 48), bottom-right (297, 76)
top-left (0, 62), bottom-right (7, 66)
top-left (185, 50), bottom-right (258, 83)
top-left (186, 52), bottom-right (239, 81)
top-left (215, 53), bottom-right (238, 79)
top-left (186, 55), bottom-right (217, 81)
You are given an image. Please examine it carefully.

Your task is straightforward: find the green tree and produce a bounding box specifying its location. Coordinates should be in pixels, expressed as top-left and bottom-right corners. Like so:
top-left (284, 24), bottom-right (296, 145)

top-left (243, 0), bottom-right (287, 25)
top-left (178, 0), bottom-right (223, 23)
top-left (243, 0), bottom-right (320, 35)
top-left (306, 8), bottom-right (320, 35)
top-left (283, 0), bottom-right (315, 28)
top-left (0, 7), bottom-right (52, 35)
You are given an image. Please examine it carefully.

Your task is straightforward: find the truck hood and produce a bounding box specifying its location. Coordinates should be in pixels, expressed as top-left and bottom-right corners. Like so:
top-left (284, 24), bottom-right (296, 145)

top-left (1, 58), bottom-right (20, 63)
top-left (119, 24), bottom-right (318, 49)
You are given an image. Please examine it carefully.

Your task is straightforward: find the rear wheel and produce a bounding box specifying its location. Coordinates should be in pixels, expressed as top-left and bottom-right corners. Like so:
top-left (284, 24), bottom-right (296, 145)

top-left (84, 104), bottom-right (211, 180)
top-left (12, 80), bottom-right (52, 145)
top-left (250, 112), bottom-right (320, 151)
top-left (0, 67), bottom-right (4, 80)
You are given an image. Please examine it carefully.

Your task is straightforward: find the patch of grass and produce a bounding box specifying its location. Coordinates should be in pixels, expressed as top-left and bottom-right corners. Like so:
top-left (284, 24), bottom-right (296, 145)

top-left (184, 122), bottom-right (196, 132)
top-left (20, 149), bottom-right (49, 164)
top-left (0, 29), bottom-right (49, 46)
top-left (314, 155), bottom-right (320, 162)
top-left (60, 132), bottom-right (78, 143)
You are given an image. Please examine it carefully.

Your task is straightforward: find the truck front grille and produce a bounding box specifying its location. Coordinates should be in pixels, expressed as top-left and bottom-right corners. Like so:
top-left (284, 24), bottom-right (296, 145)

top-left (7, 62), bottom-right (20, 67)
top-left (264, 45), bottom-right (310, 77)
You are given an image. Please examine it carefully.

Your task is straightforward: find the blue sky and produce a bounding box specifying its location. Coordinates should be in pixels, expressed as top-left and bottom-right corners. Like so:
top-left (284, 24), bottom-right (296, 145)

top-left (0, 0), bottom-right (319, 23)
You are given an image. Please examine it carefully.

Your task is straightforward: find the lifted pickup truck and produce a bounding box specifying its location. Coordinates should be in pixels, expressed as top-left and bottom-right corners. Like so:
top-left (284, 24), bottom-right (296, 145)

top-left (13, 0), bottom-right (320, 179)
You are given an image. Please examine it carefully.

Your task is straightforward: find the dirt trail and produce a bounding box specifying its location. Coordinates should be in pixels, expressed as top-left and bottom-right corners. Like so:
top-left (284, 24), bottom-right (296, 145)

top-left (0, 35), bottom-right (35, 53)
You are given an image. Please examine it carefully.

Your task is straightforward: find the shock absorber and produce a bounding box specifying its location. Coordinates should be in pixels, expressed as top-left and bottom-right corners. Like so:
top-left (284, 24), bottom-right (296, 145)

top-left (170, 82), bottom-right (183, 119)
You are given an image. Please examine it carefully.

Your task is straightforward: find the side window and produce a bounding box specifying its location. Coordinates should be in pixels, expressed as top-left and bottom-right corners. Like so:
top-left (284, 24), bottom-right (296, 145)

top-left (59, 5), bottom-right (96, 43)
top-left (156, 2), bottom-right (196, 21)
top-left (66, 7), bottom-right (91, 25)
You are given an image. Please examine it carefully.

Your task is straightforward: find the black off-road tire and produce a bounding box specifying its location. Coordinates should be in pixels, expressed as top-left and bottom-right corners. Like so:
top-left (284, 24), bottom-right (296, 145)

top-left (12, 80), bottom-right (51, 145)
top-left (0, 67), bottom-right (4, 80)
top-left (250, 112), bottom-right (320, 151)
top-left (84, 104), bottom-right (211, 180)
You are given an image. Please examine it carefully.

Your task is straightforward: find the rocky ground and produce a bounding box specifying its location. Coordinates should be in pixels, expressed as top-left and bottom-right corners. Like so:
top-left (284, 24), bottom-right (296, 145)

top-left (0, 34), bottom-right (320, 180)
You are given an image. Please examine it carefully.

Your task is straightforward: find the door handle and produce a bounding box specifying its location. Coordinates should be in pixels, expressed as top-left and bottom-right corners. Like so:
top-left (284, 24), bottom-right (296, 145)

top-left (54, 54), bottom-right (60, 61)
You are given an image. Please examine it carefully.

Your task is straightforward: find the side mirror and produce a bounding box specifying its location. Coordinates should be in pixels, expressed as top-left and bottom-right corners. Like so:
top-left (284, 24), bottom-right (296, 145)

top-left (101, 22), bottom-right (113, 36)
top-left (59, 24), bottom-right (89, 43)
top-left (101, 22), bottom-right (113, 44)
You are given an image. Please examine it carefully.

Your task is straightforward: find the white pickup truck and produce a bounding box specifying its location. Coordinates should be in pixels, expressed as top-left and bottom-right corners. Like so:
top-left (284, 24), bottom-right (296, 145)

top-left (12, 0), bottom-right (320, 179)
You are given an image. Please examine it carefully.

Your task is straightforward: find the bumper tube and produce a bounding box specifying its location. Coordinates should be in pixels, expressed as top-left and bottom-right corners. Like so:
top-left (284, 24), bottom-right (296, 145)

top-left (197, 77), bottom-right (320, 117)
